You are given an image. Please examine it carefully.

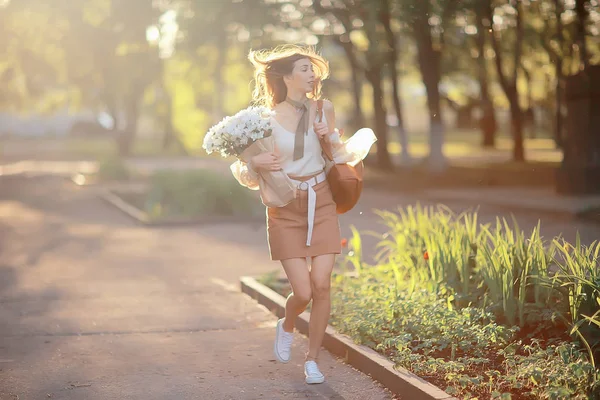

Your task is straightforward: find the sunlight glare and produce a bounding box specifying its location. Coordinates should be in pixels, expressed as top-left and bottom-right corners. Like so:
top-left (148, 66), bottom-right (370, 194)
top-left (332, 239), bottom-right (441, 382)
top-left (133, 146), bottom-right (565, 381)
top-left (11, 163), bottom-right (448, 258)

top-left (146, 26), bottom-right (160, 43)
top-left (311, 18), bottom-right (328, 34)
top-left (306, 35), bottom-right (319, 46)
top-left (464, 25), bottom-right (477, 35)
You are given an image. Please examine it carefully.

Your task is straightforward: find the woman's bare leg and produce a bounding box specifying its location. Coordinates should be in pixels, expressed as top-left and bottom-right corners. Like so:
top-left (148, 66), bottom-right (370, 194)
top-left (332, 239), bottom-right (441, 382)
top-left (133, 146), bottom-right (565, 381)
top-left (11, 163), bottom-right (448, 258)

top-left (281, 258), bottom-right (312, 333)
top-left (306, 253), bottom-right (335, 360)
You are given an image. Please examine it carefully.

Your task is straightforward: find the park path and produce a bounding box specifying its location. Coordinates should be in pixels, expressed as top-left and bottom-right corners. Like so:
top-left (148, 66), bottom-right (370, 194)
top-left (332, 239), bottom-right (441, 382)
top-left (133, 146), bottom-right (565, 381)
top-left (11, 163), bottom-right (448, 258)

top-left (0, 175), bottom-right (395, 400)
top-left (1, 172), bottom-right (599, 400)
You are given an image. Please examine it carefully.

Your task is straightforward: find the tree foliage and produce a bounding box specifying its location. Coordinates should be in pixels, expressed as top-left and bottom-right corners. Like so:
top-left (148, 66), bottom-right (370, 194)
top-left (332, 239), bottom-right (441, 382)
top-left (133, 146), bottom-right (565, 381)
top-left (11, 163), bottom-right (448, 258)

top-left (0, 0), bottom-right (598, 160)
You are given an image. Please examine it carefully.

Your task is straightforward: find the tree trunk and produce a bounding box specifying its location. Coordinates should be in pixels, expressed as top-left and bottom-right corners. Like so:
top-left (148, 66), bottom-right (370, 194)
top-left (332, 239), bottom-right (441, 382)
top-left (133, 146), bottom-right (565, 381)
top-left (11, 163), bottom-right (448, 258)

top-left (381, 0), bottom-right (410, 163)
top-left (554, 78), bottom-right (564, 148)
top-left (488, 0), bottom-right (525, 162)
top-left (106, 96), bottom-right (119, 133)
top-left (554, 0), bottom-right (565, 148)
top-left (118, 82), bottom-right (144, 157)
top-left (118, 94), bottom-right (138, 157)
top-left (475, 3), bottom-right (497, 148)
top-left (162, 95), bottom-right (174, 150)
top-left (349, 63), bottom-right (364, 132)
top-left (363, 3), bottom-right (393, 170)
top-left (509, 89), bottom-right (525, 161)
top-left (213, 33), bottom-right (227, 123)
top-left (541, 0), bottom-right (566, 148)
top-left (414, 8), bottom-right (446, 170)
top-left (336, 35), bottom-right (365, 134)
top-left (160, 91), bottom-right (188, 154)
top-left (366, 65), bottom-right (393, 170)
top-left (521, 63), bottom-right (535, 138)
top-left (575, 0), bottom-right (589, 70)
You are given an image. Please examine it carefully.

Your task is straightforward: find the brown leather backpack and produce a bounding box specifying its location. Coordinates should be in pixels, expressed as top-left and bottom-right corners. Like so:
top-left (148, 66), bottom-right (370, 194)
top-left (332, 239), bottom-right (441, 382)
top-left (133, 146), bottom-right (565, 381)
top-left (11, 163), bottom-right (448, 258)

top-left (317, 100), bottom-right (364, 214)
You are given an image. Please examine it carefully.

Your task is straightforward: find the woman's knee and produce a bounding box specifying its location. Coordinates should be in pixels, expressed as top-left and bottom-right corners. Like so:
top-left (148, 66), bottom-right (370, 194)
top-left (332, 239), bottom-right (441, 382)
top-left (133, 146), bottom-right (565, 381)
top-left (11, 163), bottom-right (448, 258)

top-left (293, 287), bottom-right (312, 305)
top-left (311, 280), bottom-right (331, 301)
top-left (309, 254), bottom-right (335, 301)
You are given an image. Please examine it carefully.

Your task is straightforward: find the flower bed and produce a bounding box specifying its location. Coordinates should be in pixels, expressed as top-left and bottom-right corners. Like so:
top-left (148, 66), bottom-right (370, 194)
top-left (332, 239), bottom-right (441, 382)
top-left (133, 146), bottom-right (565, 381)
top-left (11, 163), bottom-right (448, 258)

top-left (260, 205), bottom-right (600, 399)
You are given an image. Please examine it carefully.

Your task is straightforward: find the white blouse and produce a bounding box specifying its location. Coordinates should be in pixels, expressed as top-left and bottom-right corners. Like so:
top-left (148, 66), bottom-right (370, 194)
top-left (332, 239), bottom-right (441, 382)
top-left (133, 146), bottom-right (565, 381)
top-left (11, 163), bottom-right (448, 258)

top-left (271, 114), bottom-right (328, 178)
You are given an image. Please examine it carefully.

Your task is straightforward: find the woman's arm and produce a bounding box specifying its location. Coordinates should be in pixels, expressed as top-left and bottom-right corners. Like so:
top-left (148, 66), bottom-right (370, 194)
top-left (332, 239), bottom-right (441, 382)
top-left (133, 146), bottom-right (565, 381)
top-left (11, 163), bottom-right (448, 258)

top-left (322, 99), bottom-right (343, 147)
top-left (314, 99), bottom-right (341, 140)
top-left (230, 159), bottom-right (260, 190)
top-left (322, 99), bottom-right (335, 134)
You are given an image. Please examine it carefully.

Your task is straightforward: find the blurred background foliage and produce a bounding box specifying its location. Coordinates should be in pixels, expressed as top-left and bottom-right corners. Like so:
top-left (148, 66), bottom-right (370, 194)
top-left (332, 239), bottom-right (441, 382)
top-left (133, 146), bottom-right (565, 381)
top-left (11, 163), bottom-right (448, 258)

top-left (0, 0), bottom-right (598, 169)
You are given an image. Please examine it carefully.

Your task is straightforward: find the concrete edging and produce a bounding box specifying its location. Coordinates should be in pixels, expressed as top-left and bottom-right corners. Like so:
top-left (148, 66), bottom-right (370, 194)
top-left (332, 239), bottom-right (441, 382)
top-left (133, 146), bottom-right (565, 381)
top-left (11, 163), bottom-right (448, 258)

top-left (99, 189), bottom-right (264, 227)
top-left (240, 276), bottom-right (458, 400)
top-left (420, 191), bottom-right (600, 222)
top-left (421, 192), bottom-right (577, 220)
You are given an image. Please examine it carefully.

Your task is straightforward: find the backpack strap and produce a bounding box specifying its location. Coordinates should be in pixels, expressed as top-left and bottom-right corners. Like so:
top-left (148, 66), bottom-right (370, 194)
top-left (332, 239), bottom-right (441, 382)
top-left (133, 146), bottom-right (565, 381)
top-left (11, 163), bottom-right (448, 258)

top-left (316, 99), bottom-right (334, 161)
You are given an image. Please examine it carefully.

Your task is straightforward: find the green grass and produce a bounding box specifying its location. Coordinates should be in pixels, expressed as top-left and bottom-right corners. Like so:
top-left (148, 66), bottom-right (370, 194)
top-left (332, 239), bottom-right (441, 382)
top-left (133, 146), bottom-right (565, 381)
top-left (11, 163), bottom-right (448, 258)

top-left (96, 155), bottom-right (131, 181)
top-left (142, 169), bottom-right (263, 220)
top-left (371, 128), bottom-right (563, 164)
top-left (65, 137), bottom-right (192, 158)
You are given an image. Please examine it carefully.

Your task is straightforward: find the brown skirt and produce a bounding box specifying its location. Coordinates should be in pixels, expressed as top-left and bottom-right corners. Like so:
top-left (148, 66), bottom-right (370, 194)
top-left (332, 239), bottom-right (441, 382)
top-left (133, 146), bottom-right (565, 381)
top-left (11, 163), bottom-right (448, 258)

top-left (266, 177), bottom-right (341, 261)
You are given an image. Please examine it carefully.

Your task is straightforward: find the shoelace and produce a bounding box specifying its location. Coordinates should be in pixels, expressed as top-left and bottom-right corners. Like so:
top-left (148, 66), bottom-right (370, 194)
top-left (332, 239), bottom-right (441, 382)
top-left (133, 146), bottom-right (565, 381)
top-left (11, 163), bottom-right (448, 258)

top-left (305, 361), bottom-right (321, 376)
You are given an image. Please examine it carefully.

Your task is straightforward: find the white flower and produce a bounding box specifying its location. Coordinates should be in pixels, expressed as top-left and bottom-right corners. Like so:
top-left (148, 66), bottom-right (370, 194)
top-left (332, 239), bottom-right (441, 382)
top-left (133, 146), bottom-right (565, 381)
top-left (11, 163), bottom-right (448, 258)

top-left (202, 106), bottom-right (273, 158)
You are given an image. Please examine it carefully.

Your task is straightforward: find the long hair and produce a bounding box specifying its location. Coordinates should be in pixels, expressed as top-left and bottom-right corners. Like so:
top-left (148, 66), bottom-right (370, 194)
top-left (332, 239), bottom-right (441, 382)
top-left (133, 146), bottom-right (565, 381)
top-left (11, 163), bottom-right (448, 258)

top-left (248, 44), bottom-right (330, 109)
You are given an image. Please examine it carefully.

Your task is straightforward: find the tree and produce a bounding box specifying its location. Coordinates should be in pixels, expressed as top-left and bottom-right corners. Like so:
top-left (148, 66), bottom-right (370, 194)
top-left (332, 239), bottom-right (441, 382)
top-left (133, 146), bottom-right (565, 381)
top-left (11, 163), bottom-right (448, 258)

top-left (1, 0), bottom-right (163, 155)
top-left (539, 0), bottom-right (568, 148)
top-left (313, 0), bottom-right (395, 170)
top-left (66, 0), bottom-right (162, 156)
top-left (574, 0), bottom-right (590, 70)
top-left (362, 0), bottom-right (394, 169)
top-left (0, 1), bottom-right (70, 111)
top-left (173, 0), bottom-right (278, 123)
top-left (399, 0), bottom-right (458, 170)
top-left (473, 0), bottom-right (498, 147)
top-left (311, 2), bottom-right (367, 136)
top-left (487, 0), bottom-right (526, 162)
top-left (381, 0), bottom-right (411, 163)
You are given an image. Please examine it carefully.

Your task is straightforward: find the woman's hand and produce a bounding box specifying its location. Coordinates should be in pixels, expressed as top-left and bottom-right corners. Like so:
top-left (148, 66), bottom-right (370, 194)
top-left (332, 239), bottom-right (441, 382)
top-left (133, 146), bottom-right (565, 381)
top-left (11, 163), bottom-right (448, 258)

top-left (313, 121), bottom-right (330, 139)
top-left (251, 152), bottom-right (281, 172)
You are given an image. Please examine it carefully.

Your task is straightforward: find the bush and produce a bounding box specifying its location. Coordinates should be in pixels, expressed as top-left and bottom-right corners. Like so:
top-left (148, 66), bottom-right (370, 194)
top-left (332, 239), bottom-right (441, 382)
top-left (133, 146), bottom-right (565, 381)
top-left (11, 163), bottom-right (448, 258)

top-left (337, 204), bottom-right (600, 399)
top-left (329, 271), bottom-right (598, 399)
top-left (143, 169), bottom-right (263, 219)
top-left (97, 156), bottom-right (130, 181)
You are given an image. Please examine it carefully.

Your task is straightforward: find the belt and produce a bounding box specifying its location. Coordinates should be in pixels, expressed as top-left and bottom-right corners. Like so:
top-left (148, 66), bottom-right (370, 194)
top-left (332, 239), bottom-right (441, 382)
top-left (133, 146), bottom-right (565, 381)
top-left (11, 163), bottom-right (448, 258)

top-left (289, 171), bottom-right (327, 247)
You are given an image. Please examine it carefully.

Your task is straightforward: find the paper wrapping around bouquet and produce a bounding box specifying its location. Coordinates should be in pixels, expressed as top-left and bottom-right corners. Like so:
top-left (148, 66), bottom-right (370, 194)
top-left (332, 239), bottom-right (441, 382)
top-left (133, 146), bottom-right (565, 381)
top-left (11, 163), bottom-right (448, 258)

top-left (230, 136), bottom-right (296, 208)
top-left (328, 128), bottom-right (377, 167)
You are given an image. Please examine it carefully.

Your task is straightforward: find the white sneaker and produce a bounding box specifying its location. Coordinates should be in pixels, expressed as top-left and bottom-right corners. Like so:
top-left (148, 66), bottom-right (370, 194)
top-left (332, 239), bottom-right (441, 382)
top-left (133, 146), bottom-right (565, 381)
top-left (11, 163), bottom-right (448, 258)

top-left (304, 360), bottom-right (325, 384)
top-left (273, 318), bottom-right (294, 363)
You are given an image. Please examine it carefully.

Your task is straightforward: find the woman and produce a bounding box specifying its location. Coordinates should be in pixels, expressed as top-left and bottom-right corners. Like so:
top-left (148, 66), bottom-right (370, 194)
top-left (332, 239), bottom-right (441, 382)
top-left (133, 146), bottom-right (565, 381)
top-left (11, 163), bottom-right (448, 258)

top-left (241, 45), bottom-right (342, 385)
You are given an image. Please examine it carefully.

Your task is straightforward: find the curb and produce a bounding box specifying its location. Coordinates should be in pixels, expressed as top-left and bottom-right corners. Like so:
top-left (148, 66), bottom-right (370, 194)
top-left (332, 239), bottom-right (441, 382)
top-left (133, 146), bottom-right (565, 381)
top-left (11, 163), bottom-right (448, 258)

top-left (66, 174), bottom-right (149, 189)
top-left (100, 189), bottom-right (265, 227)
top-left (421, 192), bottom-right (575, 220)
top-left (420, 192), bottom-right (600, 222)
top-left (240, 276), bottom-right (458, 400)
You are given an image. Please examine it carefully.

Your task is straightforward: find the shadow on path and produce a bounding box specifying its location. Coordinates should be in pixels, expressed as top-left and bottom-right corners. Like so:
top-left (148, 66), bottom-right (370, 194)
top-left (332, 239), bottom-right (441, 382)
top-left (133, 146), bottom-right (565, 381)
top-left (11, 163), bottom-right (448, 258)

top-left (0, 175), bottom-right (389, 399)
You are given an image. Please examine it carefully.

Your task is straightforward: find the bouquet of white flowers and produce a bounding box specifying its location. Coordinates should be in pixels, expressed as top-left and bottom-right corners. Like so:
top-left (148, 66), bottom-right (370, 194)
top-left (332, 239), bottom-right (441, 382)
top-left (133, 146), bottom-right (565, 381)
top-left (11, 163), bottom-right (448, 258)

top-left (203, 106), bottom-right (275, 158)
top-left (203, 106), bottom-right (296, 207)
